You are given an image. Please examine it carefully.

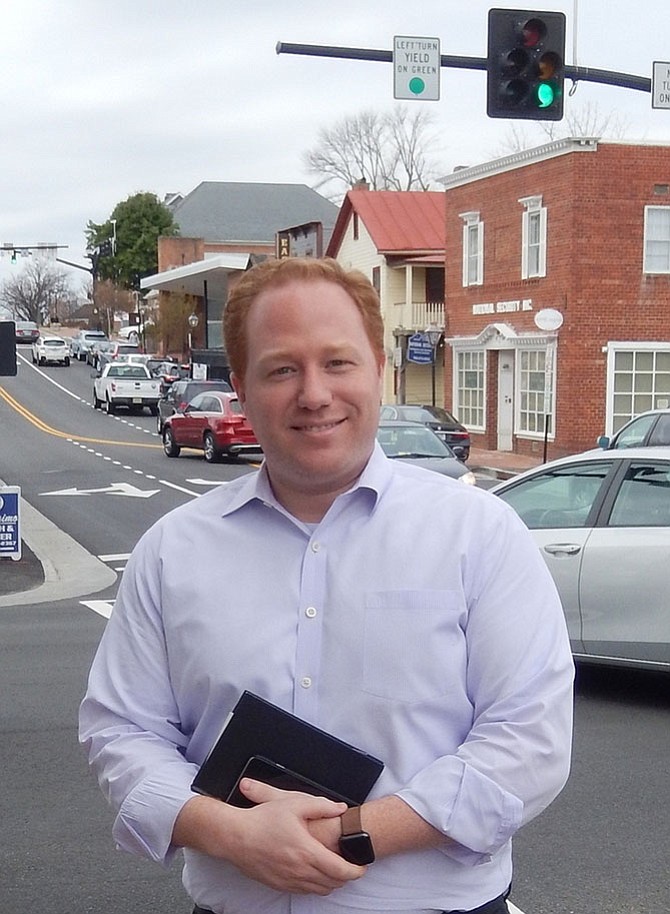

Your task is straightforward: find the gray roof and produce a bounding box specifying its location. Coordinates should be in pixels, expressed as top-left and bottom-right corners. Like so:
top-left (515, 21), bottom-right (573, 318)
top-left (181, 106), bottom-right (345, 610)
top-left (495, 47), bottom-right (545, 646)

top-left (169, 181), bottom-right (339, 244)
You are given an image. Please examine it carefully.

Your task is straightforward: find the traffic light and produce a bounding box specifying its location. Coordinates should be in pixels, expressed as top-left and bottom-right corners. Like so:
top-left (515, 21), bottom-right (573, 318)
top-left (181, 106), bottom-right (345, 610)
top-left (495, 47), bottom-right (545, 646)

top-left (0, 321), bottom-right (17, 376)
top-left (487, 9), bottom-right (566, 120)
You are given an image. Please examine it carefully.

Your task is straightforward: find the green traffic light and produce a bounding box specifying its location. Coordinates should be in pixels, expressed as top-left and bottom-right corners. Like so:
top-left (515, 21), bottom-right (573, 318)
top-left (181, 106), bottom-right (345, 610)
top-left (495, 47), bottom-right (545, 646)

top-left (536, 82), bottom-right (556, 108)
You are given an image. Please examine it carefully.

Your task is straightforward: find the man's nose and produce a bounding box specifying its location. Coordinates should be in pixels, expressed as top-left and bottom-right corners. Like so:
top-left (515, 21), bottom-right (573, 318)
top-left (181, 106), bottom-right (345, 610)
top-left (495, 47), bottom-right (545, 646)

top-left (297, 367), bottom-right (333, 409)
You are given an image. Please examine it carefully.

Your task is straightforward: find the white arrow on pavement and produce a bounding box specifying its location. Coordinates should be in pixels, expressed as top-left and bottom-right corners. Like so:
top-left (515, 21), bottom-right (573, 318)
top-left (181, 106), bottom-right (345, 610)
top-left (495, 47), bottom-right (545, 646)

top-left (40, 482), bottom-right (160, 498)
top-left (186, 478), bottom-right (233, 486)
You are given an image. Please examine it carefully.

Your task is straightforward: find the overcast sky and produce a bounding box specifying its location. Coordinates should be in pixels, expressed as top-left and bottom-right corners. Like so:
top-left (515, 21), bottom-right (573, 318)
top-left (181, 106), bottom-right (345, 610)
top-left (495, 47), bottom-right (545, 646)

top-left (2, 0), bottom-right (669, 293)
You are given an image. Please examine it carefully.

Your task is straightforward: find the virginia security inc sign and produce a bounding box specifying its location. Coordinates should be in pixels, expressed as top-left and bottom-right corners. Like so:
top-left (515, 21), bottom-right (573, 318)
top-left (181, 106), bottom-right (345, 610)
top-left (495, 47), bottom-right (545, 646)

top-left (0, 486), bottom-right (21, 561)
top-left (393, 36), bottom-right (440, 101)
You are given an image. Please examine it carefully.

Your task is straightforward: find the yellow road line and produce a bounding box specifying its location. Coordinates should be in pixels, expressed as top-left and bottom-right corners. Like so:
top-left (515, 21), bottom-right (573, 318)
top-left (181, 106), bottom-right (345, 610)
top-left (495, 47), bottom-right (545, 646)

top-left (0, 385), bottom-right (163, 449)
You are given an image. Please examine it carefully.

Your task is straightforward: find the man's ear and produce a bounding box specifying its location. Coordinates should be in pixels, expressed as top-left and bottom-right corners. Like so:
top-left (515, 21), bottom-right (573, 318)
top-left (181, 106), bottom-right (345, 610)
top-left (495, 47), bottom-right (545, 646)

top-left (231, 372), bottom-right (245, 406)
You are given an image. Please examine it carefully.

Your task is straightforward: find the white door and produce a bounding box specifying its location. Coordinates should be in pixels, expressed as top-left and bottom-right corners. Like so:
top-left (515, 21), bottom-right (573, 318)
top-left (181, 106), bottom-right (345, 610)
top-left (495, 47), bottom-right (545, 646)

top-left (497, 350), bottom-right (514, 451)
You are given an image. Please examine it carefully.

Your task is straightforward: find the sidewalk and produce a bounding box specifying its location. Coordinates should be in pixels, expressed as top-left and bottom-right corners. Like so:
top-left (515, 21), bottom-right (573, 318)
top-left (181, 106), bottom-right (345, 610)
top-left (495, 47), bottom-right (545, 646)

top-left (468, 446), bottom-right (544, 479)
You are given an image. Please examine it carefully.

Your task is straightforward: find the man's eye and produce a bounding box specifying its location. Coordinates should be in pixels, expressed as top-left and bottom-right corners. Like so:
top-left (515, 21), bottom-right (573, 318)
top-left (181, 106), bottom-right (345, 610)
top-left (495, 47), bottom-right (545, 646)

top-left (272, 366), bottom-right (294, 376)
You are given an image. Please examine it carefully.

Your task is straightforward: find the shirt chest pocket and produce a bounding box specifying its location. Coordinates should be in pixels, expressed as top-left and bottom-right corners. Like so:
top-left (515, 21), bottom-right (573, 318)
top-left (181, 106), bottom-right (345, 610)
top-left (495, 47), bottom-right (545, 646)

top-left (362, 590), bottom-right (465, 703)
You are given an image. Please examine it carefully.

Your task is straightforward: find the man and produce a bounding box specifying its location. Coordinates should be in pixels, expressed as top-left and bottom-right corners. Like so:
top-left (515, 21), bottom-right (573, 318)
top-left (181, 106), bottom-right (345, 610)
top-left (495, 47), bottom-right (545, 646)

top-left (80, 257), bottom-right (574, 914)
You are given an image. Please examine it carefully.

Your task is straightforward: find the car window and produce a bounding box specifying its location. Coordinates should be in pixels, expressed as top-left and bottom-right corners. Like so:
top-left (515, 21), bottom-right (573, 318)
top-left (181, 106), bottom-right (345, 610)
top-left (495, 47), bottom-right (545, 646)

top-left (497, 461), bottom-right (613, 528)
top-left (230, 398), bottom-right (242, 414)
top-left (608, 463), bottom-right (670, 527)
top-left (647, 415), bottom-right (670, 447)
top-left (380, 406), bottom-right (398, 420)
top-left (188, 394), bottom-right (206, 411)
top-left (612, 414), bottom-right (658, 448)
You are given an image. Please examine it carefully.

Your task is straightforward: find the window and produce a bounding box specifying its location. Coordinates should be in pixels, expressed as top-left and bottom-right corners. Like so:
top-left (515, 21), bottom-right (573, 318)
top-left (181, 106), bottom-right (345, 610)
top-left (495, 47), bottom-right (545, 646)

top-left (609, 463), bottom-right (670, 527)
top-left (496, 462), bottom-right (613, 529)
top-left (460, 211), bottom-right (483, 287)
top-left (456, 350), bottom-right (485, 429)
top-left (353, 212), bottom-right (359, 241)
top-left (611, 348), bottom-right (670, 432)
top-left (643, 206), bottom-right (670, 273)
top-left (517, 348), bottom-right (554, 436)
top-left (519, 196), bottom-right (547, 279)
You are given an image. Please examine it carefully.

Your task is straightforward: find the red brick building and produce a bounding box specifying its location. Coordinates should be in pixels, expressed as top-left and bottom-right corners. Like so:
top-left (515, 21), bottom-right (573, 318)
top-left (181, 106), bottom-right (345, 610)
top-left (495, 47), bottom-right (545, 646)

top-left (442, 138), bottom-right (670, 460)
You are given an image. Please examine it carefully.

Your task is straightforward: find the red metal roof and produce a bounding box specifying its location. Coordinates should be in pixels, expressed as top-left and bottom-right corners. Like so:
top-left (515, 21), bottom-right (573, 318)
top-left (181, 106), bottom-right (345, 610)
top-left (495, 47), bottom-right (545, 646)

top-left (326, 189), bottom-right (445, 257)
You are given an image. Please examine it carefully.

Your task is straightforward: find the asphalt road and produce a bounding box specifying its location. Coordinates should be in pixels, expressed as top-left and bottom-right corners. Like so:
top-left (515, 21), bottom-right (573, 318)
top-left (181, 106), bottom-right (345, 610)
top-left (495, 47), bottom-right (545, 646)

top-left (1, 350), bottom-right (669, 913)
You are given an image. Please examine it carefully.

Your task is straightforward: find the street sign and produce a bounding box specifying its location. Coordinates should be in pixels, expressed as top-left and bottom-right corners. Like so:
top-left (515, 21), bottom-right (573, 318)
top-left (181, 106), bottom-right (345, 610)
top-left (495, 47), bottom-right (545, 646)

top-left (406, 332), bottom-right (435, 364)
top-left (652, 61), bottom-right (670, 109)
top-left (393, 36), bottom-right (440, 101)
top-left (0, 486), bottom-right (21, 561)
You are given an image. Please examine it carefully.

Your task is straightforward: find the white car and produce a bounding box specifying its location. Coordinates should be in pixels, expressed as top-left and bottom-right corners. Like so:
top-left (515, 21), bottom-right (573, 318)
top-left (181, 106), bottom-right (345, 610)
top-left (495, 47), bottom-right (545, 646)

top-left (31, 335), bottom-right (70, 366)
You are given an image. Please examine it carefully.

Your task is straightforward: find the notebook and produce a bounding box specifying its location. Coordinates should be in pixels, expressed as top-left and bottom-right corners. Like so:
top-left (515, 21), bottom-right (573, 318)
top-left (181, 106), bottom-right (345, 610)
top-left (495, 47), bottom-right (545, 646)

top-left (191, 690), bottom-right (384, 808)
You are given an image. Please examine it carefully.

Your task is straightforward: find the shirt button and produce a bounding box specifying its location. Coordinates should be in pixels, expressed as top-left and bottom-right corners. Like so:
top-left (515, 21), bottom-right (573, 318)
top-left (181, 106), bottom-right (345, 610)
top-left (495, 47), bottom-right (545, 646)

top-left (300, 677), bottom-right (312, 689)
top-left (311, 541), bottom-right (321, 553)
top-left (305, 606), bottom-right (317, 618)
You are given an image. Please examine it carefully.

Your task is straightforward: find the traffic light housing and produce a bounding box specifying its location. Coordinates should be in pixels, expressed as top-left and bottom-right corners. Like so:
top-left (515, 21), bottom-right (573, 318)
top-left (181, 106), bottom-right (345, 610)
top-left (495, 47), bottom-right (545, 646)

top-left (487, 9), bottom-right (566, 120)
top-left (0, 321), bottom-right (17, 376)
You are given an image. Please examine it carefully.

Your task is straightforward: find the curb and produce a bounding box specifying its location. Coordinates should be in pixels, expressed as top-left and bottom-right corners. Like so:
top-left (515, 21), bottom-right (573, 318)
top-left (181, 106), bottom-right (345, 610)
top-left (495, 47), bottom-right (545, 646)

top-left (0, 483), bottom-right (117, 608)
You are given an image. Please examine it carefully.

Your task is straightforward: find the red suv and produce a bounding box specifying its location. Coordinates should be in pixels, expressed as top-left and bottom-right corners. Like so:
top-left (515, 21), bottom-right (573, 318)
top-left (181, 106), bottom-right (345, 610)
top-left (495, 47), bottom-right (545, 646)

top-left (162, 391), bottom-right (261, 463)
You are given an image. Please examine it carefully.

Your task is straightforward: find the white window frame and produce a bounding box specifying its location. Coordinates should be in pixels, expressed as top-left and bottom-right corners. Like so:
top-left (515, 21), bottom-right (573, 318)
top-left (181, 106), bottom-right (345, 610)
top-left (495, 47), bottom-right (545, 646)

top-left (459, 211), bottom-right (484, 287)
top-left (515, 344), bottom-right (556, 439)
top-left (519, 195), bottom-right (547, 279)
top-left (453, 348), bottom-right (486, 431)
top-left (604, 341), bottom-right (670, 435)
top-left (643, 205), bottom-right (670, 274)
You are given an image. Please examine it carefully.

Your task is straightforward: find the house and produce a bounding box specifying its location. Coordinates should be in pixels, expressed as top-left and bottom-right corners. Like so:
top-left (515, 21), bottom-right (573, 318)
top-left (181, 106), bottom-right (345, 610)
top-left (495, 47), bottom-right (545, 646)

top-left (325, 188), bottom-right (446, 405)
top-left (441, 138), bottom-right (670, 459)
top-left (141, 182), bottom-right (339, 355)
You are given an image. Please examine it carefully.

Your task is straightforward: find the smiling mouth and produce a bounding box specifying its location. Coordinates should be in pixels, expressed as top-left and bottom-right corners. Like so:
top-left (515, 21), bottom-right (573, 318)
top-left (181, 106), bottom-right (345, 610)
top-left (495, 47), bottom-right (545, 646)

top-left (294, 419), bottom-right (345, 433)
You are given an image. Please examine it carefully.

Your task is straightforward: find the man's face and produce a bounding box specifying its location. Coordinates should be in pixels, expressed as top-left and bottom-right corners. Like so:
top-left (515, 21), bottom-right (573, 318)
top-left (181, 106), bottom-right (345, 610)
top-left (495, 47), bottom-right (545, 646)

top-left (233, 279), bottom-right (384, 519)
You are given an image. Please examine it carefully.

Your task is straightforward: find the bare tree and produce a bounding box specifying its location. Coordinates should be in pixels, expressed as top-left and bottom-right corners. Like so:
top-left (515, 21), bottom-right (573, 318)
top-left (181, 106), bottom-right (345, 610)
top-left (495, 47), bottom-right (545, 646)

top-left (304, 106), bottom-right (444, 198)
top-left (496, 101), bottom-right (632, 156)
top-left (0, 258), bottom-right (74, 324)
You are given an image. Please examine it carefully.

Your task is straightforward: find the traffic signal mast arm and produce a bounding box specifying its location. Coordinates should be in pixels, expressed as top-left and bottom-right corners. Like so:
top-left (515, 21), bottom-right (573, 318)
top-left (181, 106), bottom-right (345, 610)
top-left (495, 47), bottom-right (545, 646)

top-left (275, 41), bottom-right (652, 93)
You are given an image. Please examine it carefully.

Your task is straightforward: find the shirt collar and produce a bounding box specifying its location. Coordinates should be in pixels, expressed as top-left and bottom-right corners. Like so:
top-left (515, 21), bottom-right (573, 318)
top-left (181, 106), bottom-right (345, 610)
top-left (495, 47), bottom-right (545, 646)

top-left (218, 442), bottom-right (393, 521)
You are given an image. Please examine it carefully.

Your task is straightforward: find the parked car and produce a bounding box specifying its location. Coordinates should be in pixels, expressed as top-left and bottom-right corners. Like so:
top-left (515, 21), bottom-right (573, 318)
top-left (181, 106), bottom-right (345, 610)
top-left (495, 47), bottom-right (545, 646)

top-left (86, 338), bottom-right (116, 368)
top-left (70, 329), bottom-right (107, 361)
top-left (162, 391), bottom-right (261, 462)
top-left (147, 359), bottom-right (185, 389)
top-left (597, 409), bottom-right (670, 450)
top-left (492, 447), bottom-right (670, 672)
top-left (14, 320), bottom-right (40, 344)
top-left (156, 378), bottom-right (233, 434)
top-left (379, 404), bottom-right (471, 461)
top-left (117, 325), bottom-right (141, 344)
top-left (31, 335), bottom-right (70, 366)
top-left (376, 421), bottom-right (476, 484)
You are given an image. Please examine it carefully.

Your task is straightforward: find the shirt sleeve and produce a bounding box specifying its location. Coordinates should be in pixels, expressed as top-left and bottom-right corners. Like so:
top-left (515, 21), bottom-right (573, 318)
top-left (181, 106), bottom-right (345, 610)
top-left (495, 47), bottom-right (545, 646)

top-left (79, 525), bottom-right (198, 864)
top-left (396, 498), bottom-right (574, 865)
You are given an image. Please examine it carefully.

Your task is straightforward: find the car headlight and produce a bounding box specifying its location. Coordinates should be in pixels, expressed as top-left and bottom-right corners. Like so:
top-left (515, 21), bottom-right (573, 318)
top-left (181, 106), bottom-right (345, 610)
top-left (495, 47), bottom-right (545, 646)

top-left (459, 471), bottom-right (477, 486)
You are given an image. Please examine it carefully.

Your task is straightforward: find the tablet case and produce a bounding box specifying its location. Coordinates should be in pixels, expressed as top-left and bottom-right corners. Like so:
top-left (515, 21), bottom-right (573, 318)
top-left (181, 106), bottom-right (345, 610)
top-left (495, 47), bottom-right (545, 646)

top-left (191, 690), bottom-right (384, 807)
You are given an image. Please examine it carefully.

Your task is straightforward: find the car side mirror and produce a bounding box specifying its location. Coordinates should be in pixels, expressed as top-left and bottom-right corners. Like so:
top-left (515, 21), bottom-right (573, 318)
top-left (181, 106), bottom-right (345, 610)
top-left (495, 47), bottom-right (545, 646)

top-left (596, 435), bottom-right (610, 449)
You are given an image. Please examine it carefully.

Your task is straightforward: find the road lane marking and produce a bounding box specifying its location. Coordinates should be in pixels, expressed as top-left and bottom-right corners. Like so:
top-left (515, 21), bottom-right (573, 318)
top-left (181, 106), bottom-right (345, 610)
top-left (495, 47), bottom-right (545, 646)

top-left (82, 599), bottom-right (115, 619)
top-left (40, 482), bottom-right (160, 498)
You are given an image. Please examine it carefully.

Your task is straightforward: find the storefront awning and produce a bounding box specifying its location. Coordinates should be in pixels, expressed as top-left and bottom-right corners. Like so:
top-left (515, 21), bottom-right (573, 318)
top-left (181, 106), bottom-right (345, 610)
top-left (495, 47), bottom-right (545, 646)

top-left (139, 253), bottom-right (250, 299)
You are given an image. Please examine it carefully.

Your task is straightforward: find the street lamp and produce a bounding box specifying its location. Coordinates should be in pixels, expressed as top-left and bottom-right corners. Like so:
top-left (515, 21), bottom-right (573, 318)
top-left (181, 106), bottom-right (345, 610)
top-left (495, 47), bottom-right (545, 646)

top-left (426, 327), bottom-right (443, 407)
top-left (187, 312), bottom-right (199, 363)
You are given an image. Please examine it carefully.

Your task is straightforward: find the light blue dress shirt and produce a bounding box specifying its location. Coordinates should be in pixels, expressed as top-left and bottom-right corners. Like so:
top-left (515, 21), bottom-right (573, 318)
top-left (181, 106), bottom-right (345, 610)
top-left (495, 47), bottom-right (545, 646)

top-left (80, 444), bottom-right (574, 914)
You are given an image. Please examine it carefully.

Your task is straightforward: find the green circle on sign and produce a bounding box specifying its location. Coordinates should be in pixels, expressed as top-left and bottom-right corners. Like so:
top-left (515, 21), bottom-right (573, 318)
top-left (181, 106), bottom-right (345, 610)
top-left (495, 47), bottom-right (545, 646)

top-left (409, 77), bottom-right (425, 95)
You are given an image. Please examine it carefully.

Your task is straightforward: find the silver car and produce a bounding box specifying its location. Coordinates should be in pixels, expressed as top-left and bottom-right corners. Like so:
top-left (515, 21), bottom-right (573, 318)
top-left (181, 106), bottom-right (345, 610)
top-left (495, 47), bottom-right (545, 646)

top-left (492, 447), bottom-right (670, 672)
top-left (376, 421), bottom-right (476, 485)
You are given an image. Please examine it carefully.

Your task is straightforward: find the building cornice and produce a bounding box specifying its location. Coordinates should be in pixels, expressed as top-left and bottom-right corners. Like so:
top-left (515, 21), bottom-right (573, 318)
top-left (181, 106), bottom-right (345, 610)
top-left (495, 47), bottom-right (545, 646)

top-left (439, 137), bottom-right (600, 189)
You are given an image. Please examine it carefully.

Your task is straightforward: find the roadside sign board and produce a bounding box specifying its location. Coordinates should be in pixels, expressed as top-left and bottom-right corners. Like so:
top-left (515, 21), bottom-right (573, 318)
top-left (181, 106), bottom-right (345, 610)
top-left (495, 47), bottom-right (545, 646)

top-left (406, 332), bottom-right (435, 364)
top-left (393, 36), bottom-right (440, 101)
top-left (0, 486), bottom-right (21, 561)
top-left (652, 61), bottom-right (670, 109)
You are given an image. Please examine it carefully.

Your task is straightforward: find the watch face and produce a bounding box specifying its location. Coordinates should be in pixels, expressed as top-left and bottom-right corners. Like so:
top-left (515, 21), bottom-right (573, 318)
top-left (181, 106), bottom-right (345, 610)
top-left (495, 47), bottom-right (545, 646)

top-left (339, 832), bottom-right (375, 866)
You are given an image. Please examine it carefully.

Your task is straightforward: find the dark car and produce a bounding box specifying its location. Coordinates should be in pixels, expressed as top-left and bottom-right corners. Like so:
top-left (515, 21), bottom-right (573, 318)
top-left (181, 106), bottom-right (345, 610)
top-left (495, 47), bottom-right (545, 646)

top-left (14, 320), bottom-right (40, 343)
top-left (162, 391), bottom-right (261, 463)
top-left (376, 421), bottom-right (475, 484)
top-left (597, 409), bottom-right (670, 450)
top-left (379, 404), bottom-right (471, 461)
top-left (156, 378), bottom-right (233, 434)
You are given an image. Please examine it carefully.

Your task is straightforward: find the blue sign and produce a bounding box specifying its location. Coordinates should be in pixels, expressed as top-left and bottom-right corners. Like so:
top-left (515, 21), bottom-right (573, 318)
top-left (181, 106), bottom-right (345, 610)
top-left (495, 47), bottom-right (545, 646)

top-left (406, 332), bottom-right (435, 364)
top-left (0, 487), bottom-right (21, 561)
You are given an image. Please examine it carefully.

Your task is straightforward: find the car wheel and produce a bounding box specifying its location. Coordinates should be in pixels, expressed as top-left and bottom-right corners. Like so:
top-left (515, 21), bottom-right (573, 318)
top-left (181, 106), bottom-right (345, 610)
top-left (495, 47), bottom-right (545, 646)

top-left (163, 427), bottom-right (180, 457)
top-left (203, 432), bottom-right (222, 463)
top-left (93, 390), bottom-right (101, 409)
top-left (104, 397), bottom-right (116, 415)
top-left (39, 357), bottom-right (45, 366)
top-left (149, 405), bottom-right (159, 417)
top-left (64, 357), bottom-right (70, 367)
top-left (156, 415), bottom-right (163, 435)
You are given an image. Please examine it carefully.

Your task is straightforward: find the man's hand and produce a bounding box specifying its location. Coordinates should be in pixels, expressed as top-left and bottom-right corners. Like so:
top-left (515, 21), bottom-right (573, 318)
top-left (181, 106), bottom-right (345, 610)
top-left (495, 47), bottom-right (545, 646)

top-left (173, 779), bottom-right (367, 896)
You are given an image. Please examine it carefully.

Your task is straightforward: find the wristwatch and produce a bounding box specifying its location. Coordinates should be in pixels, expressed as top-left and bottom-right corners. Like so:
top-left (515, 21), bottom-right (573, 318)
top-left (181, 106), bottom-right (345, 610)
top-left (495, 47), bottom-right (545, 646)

top-left (338, 805), bottom-right (375, 865)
